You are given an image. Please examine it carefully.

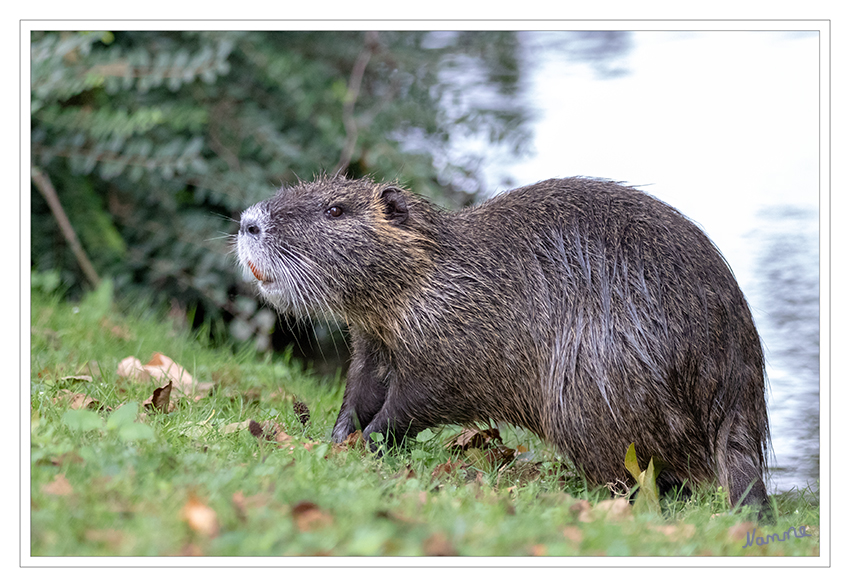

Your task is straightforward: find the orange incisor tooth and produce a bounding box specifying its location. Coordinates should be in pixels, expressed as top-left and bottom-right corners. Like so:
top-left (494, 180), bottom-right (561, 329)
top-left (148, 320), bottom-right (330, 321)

top-left (248, 260), bottom-right (265, 282)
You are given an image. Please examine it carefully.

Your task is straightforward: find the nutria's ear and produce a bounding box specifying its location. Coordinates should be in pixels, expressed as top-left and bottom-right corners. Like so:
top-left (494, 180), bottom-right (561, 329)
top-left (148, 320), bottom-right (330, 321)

top-left (379, 187), bottom-right (409, 224)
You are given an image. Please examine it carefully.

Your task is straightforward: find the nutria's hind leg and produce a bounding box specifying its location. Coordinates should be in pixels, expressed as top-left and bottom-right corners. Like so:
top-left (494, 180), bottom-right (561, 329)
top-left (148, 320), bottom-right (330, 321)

top-left (720, 428), bottom-right (772, 522)
top-left (655, 469), bottom-right (692, 500)
top-left (727, 453), bottom-right (773, 523)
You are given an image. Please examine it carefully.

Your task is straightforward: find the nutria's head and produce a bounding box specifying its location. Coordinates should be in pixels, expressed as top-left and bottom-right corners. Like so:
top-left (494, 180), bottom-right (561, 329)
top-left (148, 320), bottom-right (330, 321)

top-left (237, 177), bottom-right (442, 327)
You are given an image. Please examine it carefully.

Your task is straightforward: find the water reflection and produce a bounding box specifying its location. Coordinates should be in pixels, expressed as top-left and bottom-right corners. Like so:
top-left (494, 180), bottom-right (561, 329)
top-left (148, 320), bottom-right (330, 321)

top-left (748, 205), bottom-right (819, 493)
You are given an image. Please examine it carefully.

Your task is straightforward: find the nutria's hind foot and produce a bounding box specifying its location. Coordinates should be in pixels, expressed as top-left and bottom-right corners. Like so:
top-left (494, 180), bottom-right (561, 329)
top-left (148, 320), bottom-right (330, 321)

top-left (728, 458), bottom-right (773, 524)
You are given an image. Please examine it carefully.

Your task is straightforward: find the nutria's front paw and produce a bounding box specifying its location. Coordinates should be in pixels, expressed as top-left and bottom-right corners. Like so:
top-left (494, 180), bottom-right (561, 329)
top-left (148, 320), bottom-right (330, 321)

top-left (331, 412), bottom-right (356, 443)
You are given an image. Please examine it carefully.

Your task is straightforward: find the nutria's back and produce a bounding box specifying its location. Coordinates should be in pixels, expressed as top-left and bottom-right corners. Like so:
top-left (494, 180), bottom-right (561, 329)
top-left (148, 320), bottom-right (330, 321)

top-left (237, 176), bottom-right (770, 517)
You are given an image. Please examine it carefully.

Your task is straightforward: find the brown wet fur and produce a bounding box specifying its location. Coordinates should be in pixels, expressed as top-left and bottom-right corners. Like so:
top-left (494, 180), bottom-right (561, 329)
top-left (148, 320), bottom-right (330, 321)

top-left (237, 176), bottom-right (772, 519)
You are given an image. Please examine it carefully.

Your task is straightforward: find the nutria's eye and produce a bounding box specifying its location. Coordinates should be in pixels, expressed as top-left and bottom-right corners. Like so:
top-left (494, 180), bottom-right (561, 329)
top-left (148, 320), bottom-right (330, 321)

top-left (325, 206), bottom-right (344, 218)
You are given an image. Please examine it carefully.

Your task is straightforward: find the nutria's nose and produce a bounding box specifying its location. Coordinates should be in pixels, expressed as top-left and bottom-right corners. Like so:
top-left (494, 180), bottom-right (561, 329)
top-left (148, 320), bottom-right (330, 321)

top-left (239, 211), bottom-right (264, 238)
top-left (241, 222), bottom-right (261, 236)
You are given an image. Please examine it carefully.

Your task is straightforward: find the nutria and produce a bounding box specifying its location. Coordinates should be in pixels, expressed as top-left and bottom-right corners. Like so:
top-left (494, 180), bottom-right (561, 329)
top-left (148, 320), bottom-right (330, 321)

top-left (236, 176), bottom-right (771, 516)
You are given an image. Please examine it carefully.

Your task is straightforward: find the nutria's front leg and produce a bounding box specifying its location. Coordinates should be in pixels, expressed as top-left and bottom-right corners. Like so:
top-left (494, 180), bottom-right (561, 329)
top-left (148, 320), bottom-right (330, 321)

top-left (331, 338), bottom-right (387, 443)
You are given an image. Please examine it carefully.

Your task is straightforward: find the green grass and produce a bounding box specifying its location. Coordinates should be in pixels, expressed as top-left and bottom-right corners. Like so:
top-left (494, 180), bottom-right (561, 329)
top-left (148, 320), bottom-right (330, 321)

top-left (29, 279), bottom-right (820, 557)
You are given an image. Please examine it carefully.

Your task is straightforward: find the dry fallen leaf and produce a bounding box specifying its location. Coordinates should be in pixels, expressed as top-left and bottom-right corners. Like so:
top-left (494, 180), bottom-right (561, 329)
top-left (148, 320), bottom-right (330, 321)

top-left (180, 495), bottom-right (219, 537)
top-left (443, 427), bottom-right (516, 471)
top-left (116, 356), bottom-right (148, 381)
top-left (53, 389), bottom-right (100, 410)
top-left (291, 500), bottom-right (333, 532)
top-left (116, 352), bottom-right (214, 399)
top-left (728, 521), bottom-right (757, 542)
top-left (144, 352), bottom-right (195, 391)
top-left (179, 543), bottom-right (204, 556)
top-left (431, 459), bottom-right (463, 479)
top-left (42, 473), bottom-right (74, 496)
top-left (446, 427), bottom-right (502, 451)
top-left (529, 544), bottom-right (547, 556)
top-left (423, 532), bottom-right (457, 556)
top-left (651, 524), bottom-right (696, 540)
top-left (231, 491), bottom-right (248, 521)
top-left (562, 525), bottom-right (583, 543)
top-left (143, 380), bottom-right (174, 413)
top-left (591, 498), bottom-right (633, 522)
top-left (332, 430), bottom-right (365, 453)
top-left (248, 420), bottom-right (285, 442)
top-left (392, 465), bottom-right (417, 482)
top-left (570, 499), bottom-right (594, 523)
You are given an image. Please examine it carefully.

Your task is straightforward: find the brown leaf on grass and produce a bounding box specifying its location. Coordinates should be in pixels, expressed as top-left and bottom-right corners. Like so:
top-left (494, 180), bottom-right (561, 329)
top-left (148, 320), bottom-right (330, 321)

top-left (179, 543), bottom-right (204, 556)
top-left (116, 352), bottom-right (213, 400)
top-left (430, 459), bottom-right (480, 484)
top-left (562, 525), bottom-right (583, 543)
top-left (248, 419), bottom-right (295, 447)
top-left (142, 352), bottom-right (191, 388)
top-left (806, 525), bottom-right (819, 539)
top-left (431, 459), bottom-right (464, 480)
top-left (445, 427), bottom-right (502, 451)
top-left (483, 444), bottom-right (517, 468)
top-left (116, 356), bottom-right (147, 380)
top-left (332, 430), bottom-right (364, 453)
top-left (231, 491), bottom-right (248, 522)
top-left (53, 389), bottom-right (99, 410)
top-left (570, 499), bottom-right (594, 523)
top-left (651, 524), bottom-right (696, 540)
top-left (143, 380), bottom-right (174, 413)
top-left (392, 465), bottom-right (417, 481)
top-left (444, 427), bottom-right (516, 471)
top-left (291, 500), bottom-right (333, 532)
top-left (528, 544), bottom-right (547, 556)
top-left (591, 498), bottom-right (633, 522)
top-left (67, 391), bottom-right (98, 410)
top-left (728, 521), bottom-right (757, 542)
top-left (423, 532), bottom-right (457, 556)
top-left (42, 473), bottom-right (73, 496)
top-left (180, 495), bottom-right (219, 537)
